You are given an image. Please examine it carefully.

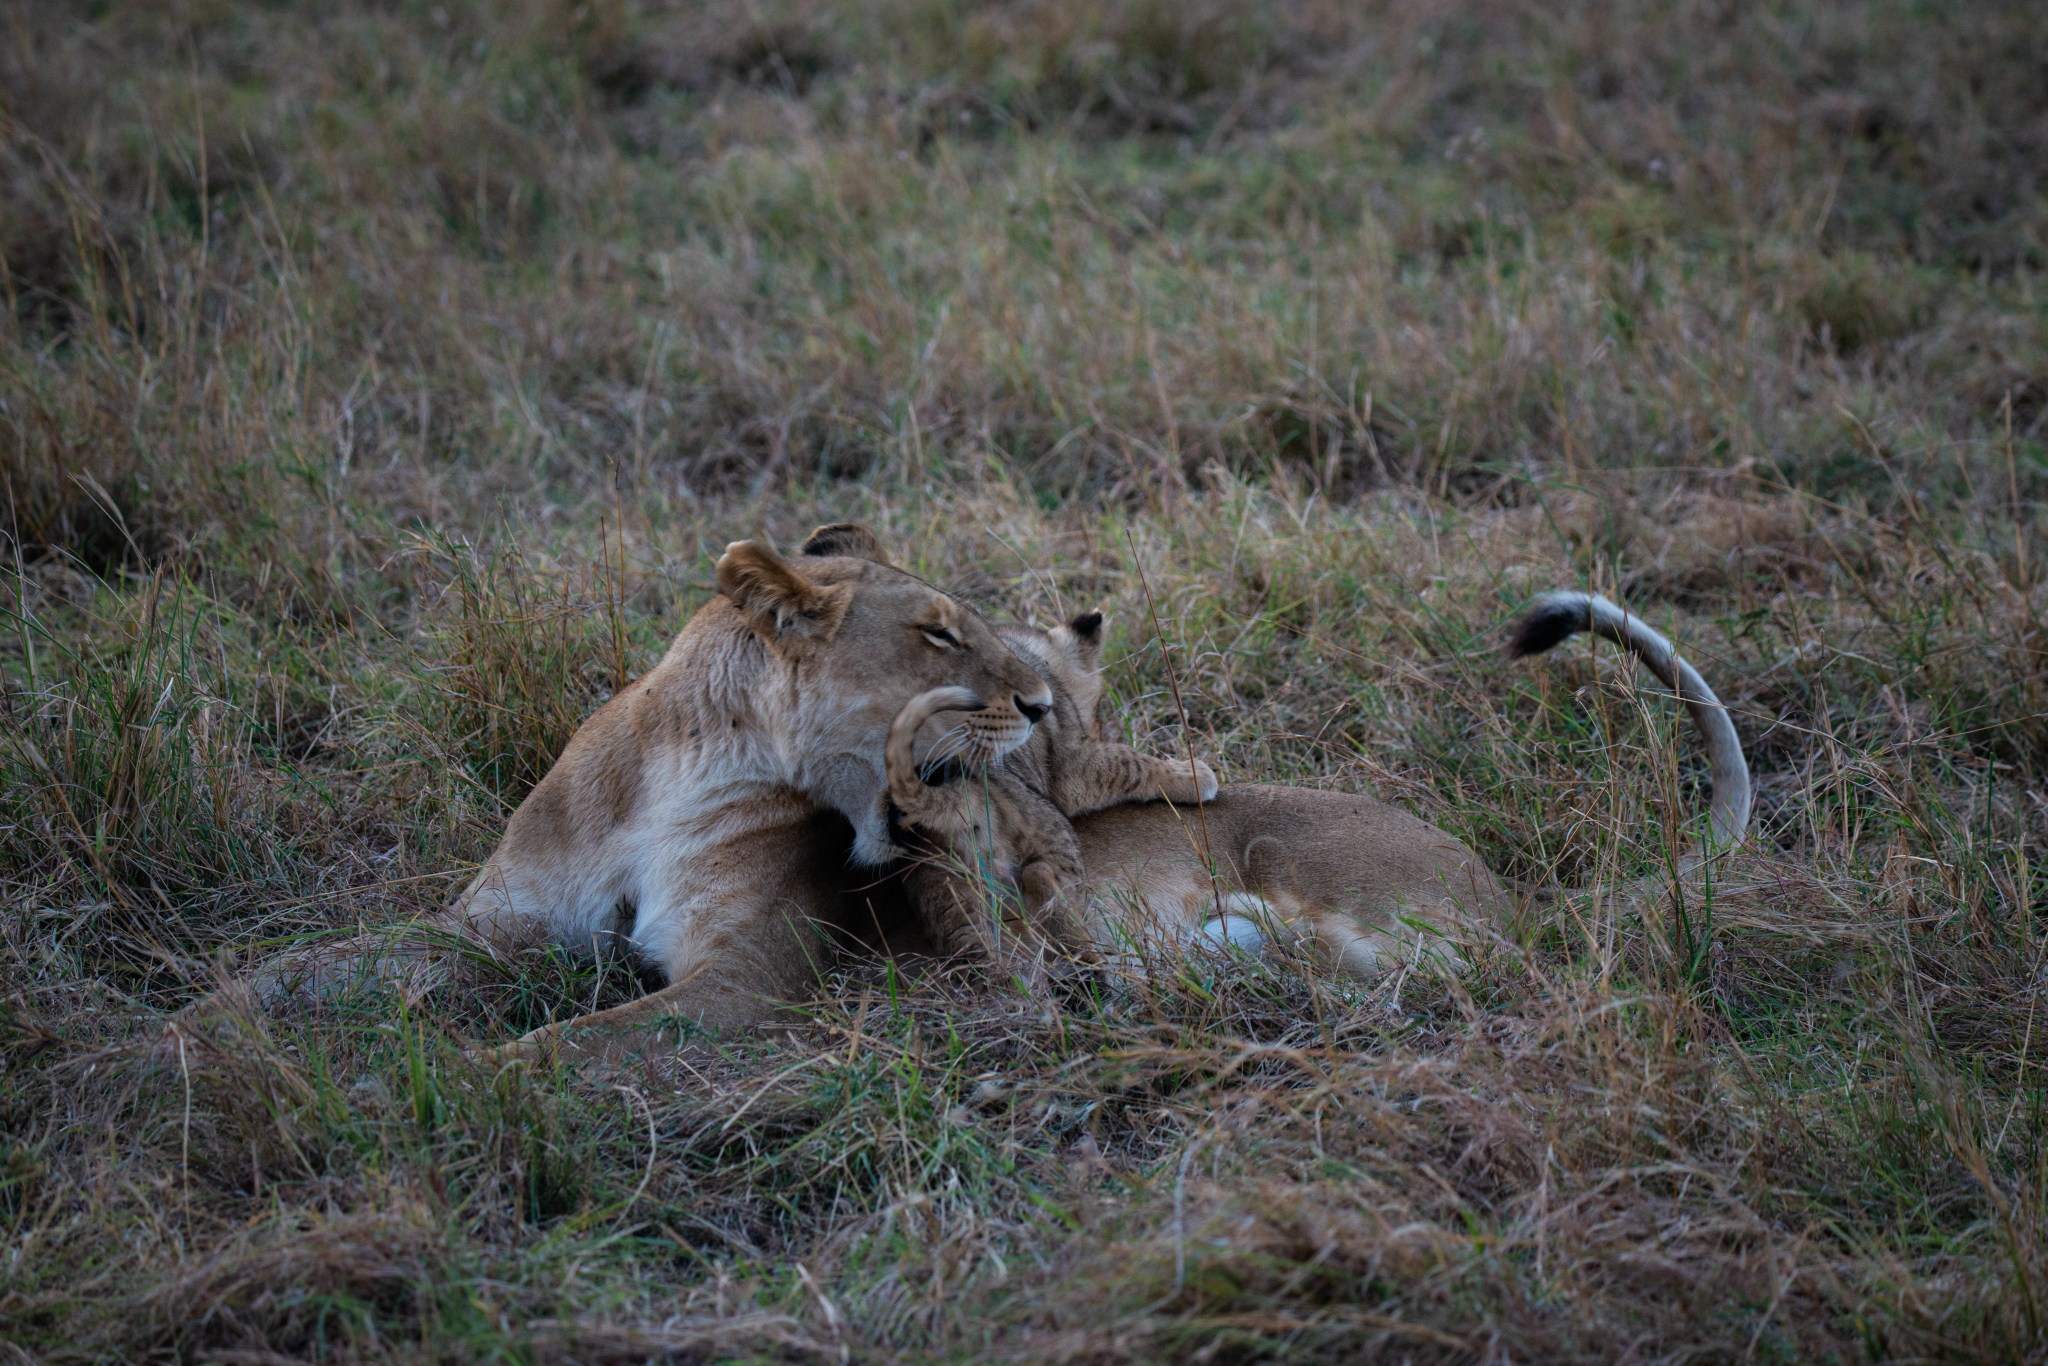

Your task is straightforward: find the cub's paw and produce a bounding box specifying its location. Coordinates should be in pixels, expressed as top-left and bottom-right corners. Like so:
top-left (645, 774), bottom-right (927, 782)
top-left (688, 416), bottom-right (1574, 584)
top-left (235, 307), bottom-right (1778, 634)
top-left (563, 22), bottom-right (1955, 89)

top-left (1160, 757), bottom-right (1219, 803)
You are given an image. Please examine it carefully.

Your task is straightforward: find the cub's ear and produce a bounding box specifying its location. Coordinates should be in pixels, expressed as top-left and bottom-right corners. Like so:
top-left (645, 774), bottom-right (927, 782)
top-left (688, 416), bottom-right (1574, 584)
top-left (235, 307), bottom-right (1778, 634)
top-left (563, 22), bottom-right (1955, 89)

top-left (1054, 608), bottom-right (1107, 668)
top-left (716, 540), bottom-right (855, 649)
top-left (1048, 608), bottom-right (1108, 729)
top-left (800, 523), bottom-right (891, 564)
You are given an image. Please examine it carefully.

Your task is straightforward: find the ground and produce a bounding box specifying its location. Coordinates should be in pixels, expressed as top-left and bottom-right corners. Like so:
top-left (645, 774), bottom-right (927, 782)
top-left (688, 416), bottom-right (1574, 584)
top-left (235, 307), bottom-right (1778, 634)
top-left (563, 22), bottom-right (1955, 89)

top-left (2, 1), bottom-right (2045, 1361)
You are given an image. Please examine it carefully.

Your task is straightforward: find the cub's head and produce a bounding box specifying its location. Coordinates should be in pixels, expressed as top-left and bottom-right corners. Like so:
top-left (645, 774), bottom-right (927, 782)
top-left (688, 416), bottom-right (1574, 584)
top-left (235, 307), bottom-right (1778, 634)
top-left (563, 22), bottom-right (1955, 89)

top-left (991, 607), bottom-right (1110, 747)
top-left (1039, 609), bottom-right (1109, 734)
top-left (713, 526), bottom-right (1053, 858)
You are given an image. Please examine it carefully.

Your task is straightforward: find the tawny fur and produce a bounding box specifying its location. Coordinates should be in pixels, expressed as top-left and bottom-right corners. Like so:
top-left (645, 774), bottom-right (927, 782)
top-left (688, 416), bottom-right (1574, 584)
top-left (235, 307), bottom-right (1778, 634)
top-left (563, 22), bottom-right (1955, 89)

top-left (993, 611), bottom-right (1219, 816)
top-left (882, 610), bottom-right (1217, 965)
top-left (206, 528), bottom-right (1059, 1065)
top-left (910, 591), bottom-right (1750, 980)
top-left (882, 686), bottom-right (1094, 977)
top-left (207, 521), bottom-right (1751, 1069)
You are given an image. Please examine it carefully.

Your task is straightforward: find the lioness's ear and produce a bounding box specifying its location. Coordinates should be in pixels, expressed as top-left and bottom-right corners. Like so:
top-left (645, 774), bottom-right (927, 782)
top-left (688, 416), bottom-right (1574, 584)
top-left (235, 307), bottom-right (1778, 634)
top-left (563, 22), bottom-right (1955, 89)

top-left (717, 540), bottom-right (854, 648)
top-left (800, 523), bottom-right (891, 564)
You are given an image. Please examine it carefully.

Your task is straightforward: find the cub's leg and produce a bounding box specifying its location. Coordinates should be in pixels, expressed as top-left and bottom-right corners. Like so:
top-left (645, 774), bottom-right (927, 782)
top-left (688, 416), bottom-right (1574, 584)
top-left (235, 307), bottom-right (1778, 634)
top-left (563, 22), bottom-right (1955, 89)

top-left (896, 838), bottom-right (1081, 975)
top-left (902, 861), bottom-right (1010, 964)
top-left (887, 805), bottom-right (1010, 961)
top-left (901, 859), bottom-right (1084, 994)
top-left (903, 774), bottom-right (1096, 968)
top-left (1050, 739), bottom-right (1218, 818)
top-left (1005, 782), bottom-right (1097, 965)
top-left (894, 784), bottom-right (1094, 979)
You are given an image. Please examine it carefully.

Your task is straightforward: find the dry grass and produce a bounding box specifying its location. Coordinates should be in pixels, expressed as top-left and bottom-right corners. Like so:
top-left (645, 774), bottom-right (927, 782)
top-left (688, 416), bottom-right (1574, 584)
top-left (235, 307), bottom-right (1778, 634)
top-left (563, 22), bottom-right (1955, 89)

top-left (3, 1), bottom-right (2046, 1361)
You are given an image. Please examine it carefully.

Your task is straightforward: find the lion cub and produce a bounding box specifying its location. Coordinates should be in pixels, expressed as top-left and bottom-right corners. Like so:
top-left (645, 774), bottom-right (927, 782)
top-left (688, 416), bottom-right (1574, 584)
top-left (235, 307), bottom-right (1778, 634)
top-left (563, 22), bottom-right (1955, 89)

top-left (885, 610), bottom-right (1216, 967)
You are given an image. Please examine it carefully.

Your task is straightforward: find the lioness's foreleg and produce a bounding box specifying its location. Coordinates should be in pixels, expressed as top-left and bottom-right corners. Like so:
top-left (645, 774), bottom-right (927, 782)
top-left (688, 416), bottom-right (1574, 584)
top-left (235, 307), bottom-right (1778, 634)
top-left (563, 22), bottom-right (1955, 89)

top-left (482, 906), bottom-right (831, 1067)
top-left (482, 817), bottom-right (851, 1067)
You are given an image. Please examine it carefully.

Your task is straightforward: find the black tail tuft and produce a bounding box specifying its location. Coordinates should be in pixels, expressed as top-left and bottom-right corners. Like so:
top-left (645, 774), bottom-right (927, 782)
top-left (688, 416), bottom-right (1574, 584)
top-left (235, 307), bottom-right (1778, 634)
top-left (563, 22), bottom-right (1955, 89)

top-left (1507, 595), bottom-right (1591, 659)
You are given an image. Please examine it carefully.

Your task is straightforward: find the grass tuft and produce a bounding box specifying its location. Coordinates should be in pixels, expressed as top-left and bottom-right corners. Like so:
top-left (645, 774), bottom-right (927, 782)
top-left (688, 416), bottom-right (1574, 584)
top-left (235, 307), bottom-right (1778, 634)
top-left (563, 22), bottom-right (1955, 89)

top-left (3, 0), bottom-right (2046, 1359)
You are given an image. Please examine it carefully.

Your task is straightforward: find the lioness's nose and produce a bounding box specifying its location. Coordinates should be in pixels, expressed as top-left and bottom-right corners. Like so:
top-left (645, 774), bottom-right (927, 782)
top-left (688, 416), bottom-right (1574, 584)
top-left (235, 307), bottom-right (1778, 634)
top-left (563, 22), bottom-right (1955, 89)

top-left (1015, 693), bottom-right (1051, 725)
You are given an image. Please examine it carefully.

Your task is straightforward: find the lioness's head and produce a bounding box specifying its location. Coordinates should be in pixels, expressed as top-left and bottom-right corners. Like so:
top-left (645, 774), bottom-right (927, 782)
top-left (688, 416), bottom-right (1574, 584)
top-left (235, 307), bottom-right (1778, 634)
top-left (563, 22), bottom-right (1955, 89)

top-left (713, 526), bottom-right (1053, 864)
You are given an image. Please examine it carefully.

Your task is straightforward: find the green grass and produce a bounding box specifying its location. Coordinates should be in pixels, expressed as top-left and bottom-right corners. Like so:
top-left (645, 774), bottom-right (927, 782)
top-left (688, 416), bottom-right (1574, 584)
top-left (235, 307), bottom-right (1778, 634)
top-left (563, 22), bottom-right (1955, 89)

top-left (3, 0), bottom-right (2046, 1360)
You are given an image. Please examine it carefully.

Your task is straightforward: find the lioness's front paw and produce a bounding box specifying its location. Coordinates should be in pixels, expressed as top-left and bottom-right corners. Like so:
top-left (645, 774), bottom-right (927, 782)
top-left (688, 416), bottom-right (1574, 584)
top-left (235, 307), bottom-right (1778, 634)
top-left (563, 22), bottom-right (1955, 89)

top-left (470, 1025), bottom-right (559, 1070)
top-left (182, 976), bottom-right (264, 1023)
top-left (469, 1039), bottom-right (539, 1069)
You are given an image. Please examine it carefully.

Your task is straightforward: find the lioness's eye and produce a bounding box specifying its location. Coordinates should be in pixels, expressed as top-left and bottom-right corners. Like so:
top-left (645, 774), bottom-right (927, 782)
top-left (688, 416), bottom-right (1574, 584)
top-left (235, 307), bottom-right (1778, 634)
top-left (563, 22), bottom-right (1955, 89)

top-left (920, 627), bottom-right (963, 650)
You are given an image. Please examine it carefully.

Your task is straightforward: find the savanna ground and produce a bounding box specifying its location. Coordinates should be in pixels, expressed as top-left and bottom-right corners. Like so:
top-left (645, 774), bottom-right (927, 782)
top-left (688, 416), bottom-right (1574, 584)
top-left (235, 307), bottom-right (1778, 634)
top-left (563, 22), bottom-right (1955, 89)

top-left (3, 1), bottom-right (2047, 1360)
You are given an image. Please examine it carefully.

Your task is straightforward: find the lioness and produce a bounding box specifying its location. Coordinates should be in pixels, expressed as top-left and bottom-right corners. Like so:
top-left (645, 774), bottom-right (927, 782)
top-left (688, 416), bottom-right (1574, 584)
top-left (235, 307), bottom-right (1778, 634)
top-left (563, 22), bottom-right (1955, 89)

top-left (886, 588), bottom-right (1750, 977)
top-left (221, 528), bottom-right (1063, 1061)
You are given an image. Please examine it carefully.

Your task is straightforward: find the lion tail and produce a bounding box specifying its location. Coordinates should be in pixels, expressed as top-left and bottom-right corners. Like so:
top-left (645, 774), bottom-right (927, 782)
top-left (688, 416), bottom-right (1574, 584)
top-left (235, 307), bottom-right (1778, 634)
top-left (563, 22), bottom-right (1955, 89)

top-left (1509, 591), bottom-right (1751, 849)
top-left (886, 686), bottom-right (986, 817)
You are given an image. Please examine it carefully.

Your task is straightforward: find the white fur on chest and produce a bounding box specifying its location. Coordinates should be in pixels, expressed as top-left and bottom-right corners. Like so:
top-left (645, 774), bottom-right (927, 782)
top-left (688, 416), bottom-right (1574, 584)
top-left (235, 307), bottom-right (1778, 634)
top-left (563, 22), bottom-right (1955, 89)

top-left (463, 731), bottom-right (794, 958)
top-left (604, 733), bottom-right (796, 939)
top-left (784, 694), bottom-right (896, 865)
